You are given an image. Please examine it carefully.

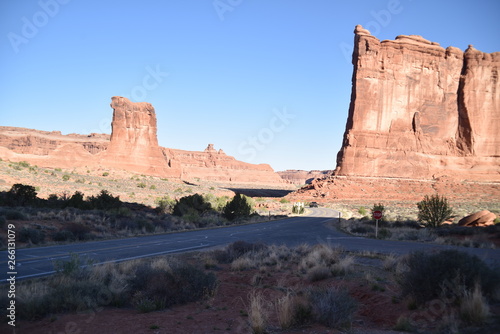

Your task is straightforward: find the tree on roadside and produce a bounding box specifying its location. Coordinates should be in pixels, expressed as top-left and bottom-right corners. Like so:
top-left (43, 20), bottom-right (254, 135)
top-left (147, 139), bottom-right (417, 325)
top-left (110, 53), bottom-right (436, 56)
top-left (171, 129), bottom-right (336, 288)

top-left (223, 193), bottom-right (253, 221)
top-left (417, 195), bottom-right (453, 227)
top-left (4, 183), bottom-right (38, 206)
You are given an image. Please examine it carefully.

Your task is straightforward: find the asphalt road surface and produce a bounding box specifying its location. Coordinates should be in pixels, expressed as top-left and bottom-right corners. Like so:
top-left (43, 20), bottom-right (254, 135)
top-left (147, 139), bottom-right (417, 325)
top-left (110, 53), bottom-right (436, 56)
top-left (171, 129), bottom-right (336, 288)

top-left (2, 208), bottom-right (499, 282)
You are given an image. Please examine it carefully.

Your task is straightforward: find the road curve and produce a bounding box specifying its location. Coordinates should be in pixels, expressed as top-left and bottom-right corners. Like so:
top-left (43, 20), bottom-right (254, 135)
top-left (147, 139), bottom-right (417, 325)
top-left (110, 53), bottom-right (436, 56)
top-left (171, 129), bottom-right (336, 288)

top-left (2, 208), bottom-right (499, 282)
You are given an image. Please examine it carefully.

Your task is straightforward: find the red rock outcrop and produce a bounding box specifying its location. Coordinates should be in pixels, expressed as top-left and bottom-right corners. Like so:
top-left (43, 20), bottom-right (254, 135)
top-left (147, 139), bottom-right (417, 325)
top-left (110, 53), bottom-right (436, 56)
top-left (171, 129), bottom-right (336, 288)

top-left (458, 210), bottom-right (497, 227)
top-left (99, 96), bottom-right (180, 177)
top-left (290, 25), bottom-right (500, 202)
top-left (0, 97), bottom-right (285, 185)
top-left (277, 170), bottom-right (333, 185)
top-left (335, 25), bottom-right (500, 181)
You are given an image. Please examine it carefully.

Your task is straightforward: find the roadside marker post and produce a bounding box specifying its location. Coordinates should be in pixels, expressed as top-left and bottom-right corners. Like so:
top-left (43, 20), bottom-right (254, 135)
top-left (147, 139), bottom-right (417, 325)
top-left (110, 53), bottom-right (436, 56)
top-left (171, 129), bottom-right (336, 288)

top-left (373, 210), bottom-right (383, 238)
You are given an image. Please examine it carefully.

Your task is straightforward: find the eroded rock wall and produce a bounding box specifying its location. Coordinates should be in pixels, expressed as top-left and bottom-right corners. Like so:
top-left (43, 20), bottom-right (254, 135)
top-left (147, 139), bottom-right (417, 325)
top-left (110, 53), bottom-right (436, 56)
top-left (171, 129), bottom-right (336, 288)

top-left (335, 25), bottom-right (500, 181)
top-left (0, 97), bottom-right (285, 184)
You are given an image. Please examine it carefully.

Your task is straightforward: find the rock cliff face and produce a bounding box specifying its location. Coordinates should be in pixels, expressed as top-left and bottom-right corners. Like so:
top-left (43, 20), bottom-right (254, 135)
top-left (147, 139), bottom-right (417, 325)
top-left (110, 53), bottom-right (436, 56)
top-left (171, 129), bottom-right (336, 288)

top-left (0, 97), bottom-right (284, 184)
top-left (289, 26), bottom-right (499, 202)
top-left (335, 25), bottom-right (500, 181)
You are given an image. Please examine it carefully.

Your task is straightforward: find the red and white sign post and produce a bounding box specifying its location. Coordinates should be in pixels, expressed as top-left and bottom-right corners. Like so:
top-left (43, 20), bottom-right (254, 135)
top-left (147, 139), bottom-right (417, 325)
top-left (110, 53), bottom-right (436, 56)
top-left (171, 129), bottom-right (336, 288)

top-left (373, 210), bottom-right (383, 238)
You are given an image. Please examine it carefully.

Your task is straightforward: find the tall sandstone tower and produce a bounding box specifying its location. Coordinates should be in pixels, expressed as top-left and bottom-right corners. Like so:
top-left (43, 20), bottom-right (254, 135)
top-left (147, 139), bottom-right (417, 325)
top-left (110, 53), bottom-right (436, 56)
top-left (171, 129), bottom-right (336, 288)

top-left (335, 25), bottom-right (500, 181)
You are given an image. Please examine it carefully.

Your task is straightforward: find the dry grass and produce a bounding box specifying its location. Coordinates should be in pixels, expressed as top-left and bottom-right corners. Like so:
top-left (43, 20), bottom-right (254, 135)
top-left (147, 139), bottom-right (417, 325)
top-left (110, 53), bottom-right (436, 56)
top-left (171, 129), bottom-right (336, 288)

top-left (275, 292), bottom-right (295, 329)
top-left (248, 291), bottom-right (268, 334)
top-left (460, 282), bottom-right (490, 324)
top-left (231, 256), bottom-right (257, 271)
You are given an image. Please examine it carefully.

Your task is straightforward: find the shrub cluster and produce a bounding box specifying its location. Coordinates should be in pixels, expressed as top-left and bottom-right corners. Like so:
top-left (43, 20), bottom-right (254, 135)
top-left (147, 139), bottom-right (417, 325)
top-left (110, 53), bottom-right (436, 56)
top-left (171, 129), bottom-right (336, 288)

top-left (398, 249), bottom-right (499, 306)
top-left (0, 184), bottom-right (122, 211)
top-left (128, 261), bottom-right (218, 311)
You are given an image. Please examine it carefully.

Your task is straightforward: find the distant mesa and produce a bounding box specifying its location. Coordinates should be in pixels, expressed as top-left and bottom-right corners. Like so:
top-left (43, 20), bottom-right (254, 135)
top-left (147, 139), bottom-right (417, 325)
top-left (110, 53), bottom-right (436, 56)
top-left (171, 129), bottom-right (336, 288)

top-left (277, 170), bottom-right (333, 185)
top-left (290, 25), bottom-right (500, 202)
top-left (0, 96), bottom-right (285, 185)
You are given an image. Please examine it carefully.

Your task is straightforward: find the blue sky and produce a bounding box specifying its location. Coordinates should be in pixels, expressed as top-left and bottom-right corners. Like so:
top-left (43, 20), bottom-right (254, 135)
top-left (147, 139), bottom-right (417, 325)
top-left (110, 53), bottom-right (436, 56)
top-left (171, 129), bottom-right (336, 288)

top-left (1, 0), bottom-right (499, 171)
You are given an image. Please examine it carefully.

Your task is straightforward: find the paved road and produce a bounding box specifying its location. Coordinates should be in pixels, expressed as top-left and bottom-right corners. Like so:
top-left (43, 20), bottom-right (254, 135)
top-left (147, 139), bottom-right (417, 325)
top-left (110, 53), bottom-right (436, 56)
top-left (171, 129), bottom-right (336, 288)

top-left (2, 208), bottom-right (499, 282)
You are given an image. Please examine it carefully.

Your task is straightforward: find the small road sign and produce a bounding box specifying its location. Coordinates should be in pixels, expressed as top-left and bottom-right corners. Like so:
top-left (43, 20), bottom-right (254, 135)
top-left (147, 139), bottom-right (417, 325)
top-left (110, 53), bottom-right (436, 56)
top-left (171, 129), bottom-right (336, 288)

top-left (373, 210), bottom-right (383, 220)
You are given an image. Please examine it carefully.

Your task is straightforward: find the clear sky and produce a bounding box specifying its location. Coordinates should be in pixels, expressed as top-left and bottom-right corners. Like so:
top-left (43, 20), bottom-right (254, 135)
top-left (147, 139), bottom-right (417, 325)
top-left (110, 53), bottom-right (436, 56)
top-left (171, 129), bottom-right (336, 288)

top-left (1, 0), bottom-right (499, 172)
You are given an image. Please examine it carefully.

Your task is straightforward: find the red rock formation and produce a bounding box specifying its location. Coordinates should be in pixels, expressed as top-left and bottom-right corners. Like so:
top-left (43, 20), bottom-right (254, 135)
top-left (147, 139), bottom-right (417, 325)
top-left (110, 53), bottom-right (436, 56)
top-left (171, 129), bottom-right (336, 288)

top-left (277, 170), bottom-right (333, 185)
top-left (98, 96), bottom-right (180, 178)
top-left (458, 210), bottom-right (497, 227)
top-left (290, 25), bottom-right (500, 202)
top-left (0, 97), bottom-right (285, 185)
top-left (335, 25), bottom-right (500, 181)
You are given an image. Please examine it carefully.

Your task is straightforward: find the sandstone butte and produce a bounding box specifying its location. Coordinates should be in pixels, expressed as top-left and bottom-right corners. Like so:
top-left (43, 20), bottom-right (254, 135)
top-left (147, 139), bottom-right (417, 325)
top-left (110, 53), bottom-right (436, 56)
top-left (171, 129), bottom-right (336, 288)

top-left (0, 96), bottom-right (285, 185)
top-left (290, 25), bottom-right (500, 202)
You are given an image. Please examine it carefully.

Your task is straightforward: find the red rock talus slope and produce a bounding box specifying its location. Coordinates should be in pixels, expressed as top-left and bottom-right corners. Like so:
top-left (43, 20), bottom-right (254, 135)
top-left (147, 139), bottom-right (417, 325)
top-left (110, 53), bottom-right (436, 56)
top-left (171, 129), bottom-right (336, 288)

top-left (291, 25), bottom-right (499, 201)
top-left (0, 97), bottom-right (284, 184)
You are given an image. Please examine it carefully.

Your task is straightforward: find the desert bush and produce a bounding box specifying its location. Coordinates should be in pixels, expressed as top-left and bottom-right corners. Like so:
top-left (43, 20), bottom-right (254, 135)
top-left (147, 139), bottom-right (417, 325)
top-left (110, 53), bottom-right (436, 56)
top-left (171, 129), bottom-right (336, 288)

top-left (299, 244), bottom-right (341, 271)
top-left (155, 196), bottom-right (175, 214)
top-left (66, 191), bottom-right (87, 209)
top-left (64, 222), bottom-right (92, 240)
top-left (0, 208), bottom-right (28, 220)
top-left (53, 230), bottom-right (75, 242)
top-left (307, 266), bottom-right (331, 282)
top-left (358, 207), bottom-right (367, 216)
top-left (173, 193), bottom-right (212, 217)
top-left (398, 250), bottom-right (499, 306)
top-left (378, 228), bottom-right (392, 239)
top-left (18, 228), bottom-right (45, 244)
top-left (308, 286), bottom-right (357, 329)
top-left (88, 190), bottom-right (122, 210)
top-left (351, 226), bottom-right (374, 234)
top-left (228, 240), bottom-right (266, 259)
top-left (136, 219), bottom-right (155, 233)
top-left (417, 195), bottom-right (453, 228)
top-left (128, 261), bottom-right (217, 311)
top-left (223, 193), bottom-right (253, 221)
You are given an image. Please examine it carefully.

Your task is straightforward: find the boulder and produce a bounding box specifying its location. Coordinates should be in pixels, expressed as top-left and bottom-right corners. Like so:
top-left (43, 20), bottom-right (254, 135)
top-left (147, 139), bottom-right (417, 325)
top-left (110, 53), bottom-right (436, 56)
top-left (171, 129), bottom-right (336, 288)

top-left (458, 210), bottom-right (497, 227)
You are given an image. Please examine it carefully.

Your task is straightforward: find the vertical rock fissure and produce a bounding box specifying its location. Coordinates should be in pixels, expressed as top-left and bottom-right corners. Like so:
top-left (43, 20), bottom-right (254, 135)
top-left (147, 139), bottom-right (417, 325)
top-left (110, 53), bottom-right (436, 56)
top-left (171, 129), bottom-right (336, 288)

top-left (455, 58), bottom-right (474, 156)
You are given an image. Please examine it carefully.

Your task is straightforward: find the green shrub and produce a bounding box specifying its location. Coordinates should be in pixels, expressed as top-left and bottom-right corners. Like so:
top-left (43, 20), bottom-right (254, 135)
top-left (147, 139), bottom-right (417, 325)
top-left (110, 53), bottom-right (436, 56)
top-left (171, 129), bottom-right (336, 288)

top-left (417, 195), bottom-right (453, 227)
top-left (88, 190), bottom-right (121, 210)
top-left (18, 228), bottom-right (45, 244)
top-left (102, 172), bottom-right (109, 177)
top-left (308, 287), bottom-right (357, 329)
top-left (62, 174), bottom-right (70, 181)
top-left (66, 191), bottom-right (86, 209)
top-left (155, 196), bottom-right (176, 214)
top-left (398, 250), bottom-right (499, 306)
top-left (173, 194), bottom-right (212, 217)
top-left (223, 194), bottom-right (252, 221)
top-left (137, 182), bottom-right (146, 188)
top-left (358, 207), bottom-right (367, 216)
top-left (280, 198), bottom-right (289, 204)
top-left (4, 184), bottom-right (38, 206)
